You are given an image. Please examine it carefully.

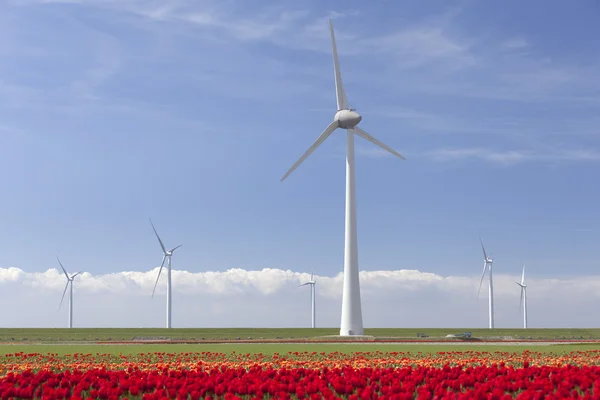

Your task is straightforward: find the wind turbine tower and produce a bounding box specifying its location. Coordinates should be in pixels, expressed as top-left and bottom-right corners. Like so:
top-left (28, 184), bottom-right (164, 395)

top-left (515, 263), bottom-right (528, 329)
top-left (57, 257), bottom-right (81, 329)
top-left (150, 219), bottom-right (182, 329)
top-left (477, 239), bottom-right (495, 329)
top-left (281, 19), bottom-right (405, 336)
top-left (299, 271), bottom-right (317, 328)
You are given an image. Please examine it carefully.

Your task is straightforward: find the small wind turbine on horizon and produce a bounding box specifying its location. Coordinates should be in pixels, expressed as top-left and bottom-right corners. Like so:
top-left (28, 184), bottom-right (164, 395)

top-left (150, 219), bottom-right (182, 329)
top-left (57, 257), bottom-right (81, 329)
top-left (299, 271), bottom-right (317, 329)
top-left (281, 19), bottom-right (405, 336)
top-left (515, 263), bottom-right (528, 329)
top-left (477, 238), bottom-right (495, 329)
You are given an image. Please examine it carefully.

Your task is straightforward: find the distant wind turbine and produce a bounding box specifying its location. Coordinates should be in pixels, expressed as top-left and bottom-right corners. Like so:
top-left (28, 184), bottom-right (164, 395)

top-left (477, 238), bottom-right (495, 329)
top-left (57, 257), bottom-right (81, 329)
top-left (150, 219), bottom-right (182, 329)
top-left (299, 271), bottom-right (317, 328)
top-left (515, 263), bottom-right (528, 329)
top-left (281, 19), bottom-right (405, 336)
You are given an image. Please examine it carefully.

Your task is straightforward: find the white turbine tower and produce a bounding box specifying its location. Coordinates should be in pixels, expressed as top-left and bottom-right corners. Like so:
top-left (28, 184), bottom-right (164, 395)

top-left (150, 219), bottom-right (182, 329)
top-left (515, 263), bottom-right (528, 329)
top-left (477, 239), bottom-right (495, 329)
top-left (57, 257), bottom-right (81, 329)
top-left (299, 271), bottom-right (317, 328)
top-left (281, 19), bottom-right (405, 336)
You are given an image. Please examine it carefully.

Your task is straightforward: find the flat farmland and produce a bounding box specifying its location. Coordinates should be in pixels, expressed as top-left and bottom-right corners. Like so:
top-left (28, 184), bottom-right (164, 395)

top-left (3, 332), bottom-right (600, 398)
top-left (0, 327), bottom-right (598, 342)
top-left (2, 342), bottom-right (600, 356)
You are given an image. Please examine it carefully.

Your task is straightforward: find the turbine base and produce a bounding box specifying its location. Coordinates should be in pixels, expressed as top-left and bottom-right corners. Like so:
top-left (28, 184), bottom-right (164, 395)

top-left (340, 327), bottom-right (365, 336)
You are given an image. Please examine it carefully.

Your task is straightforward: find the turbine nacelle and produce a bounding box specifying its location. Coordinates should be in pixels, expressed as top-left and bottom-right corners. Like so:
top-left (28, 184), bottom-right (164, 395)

top-left (300, 271), bottom-right (316, 287)
top-left (68, 272), bottom-right (81, 281)
top-left (164, 246), bottom-right (181, 257)
top-left (335, 109), bottom-right (362, 129)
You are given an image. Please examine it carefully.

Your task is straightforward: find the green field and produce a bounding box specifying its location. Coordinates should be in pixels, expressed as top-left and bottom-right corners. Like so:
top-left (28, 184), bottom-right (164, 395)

top-left (0, 328), bottom-right (598, 342)
top-left (1, 343), bottom-right (600, 356)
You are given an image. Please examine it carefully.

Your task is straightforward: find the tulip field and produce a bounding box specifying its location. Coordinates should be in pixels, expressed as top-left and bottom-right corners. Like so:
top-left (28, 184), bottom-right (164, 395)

top-left (3, 343), bottom-right (600, 399)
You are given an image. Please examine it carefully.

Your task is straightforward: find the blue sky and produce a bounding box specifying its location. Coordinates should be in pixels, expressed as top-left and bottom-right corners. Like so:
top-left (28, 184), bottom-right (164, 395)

top-left (1, 0), bottom-right (599, 328)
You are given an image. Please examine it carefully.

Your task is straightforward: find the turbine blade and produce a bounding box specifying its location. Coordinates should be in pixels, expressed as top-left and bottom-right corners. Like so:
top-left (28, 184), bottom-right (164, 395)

top-left (329, 19), bottom-right (348, 110)
top-left (150, 219), bottom-right (167, 254)
top-left (280, 121), bottom-right (339, 182)
top-left (519, 287), bottom-right (524, 312)
top-left (169, 245), bottom-right (182, 253)
top-left (521, 263), bottom-right (525, 285)
top-left (352, 126), bottom-right (406, 160)
top-left (71, 272), bottom-right (82, 279)
top-left (151, 255), bottom-right (167, 298)
top-left (299, 283), bottom-right (310, 287)
top-left (479, 237), bottom-right (488, 260)
top-left (477, 263), bottom-right (487, 299)
top-left (56, 257), bottom-right (69, 279)
top-left (58, 281), bottom-right (69, 310)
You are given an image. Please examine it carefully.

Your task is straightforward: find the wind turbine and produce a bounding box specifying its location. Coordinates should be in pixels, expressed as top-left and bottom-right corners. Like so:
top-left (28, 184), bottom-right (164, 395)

top-left (299, 271), bottom-right (317, 328)
top-left (150, 219), bottom-right (182, 329)
top-left (57, 257), bottom-right (81, 329)
top-left (477, 238), bottom-right (495, 329)
top-left (515, 263), bottom-right (528, 329)
top-left (281, 19), bottom-right (405, 336)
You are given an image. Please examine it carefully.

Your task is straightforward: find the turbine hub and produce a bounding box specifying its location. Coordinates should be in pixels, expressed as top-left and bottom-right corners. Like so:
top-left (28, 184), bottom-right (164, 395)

top-left (334, 109), bottom-right (362, 129)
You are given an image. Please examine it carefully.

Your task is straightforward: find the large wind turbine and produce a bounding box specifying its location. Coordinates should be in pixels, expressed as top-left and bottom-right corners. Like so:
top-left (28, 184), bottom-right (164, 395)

top-left (281, 19), bottom-right (405, 336)
top-left (150, 219), bottom-right (182, 329)
top-left (57, 257), bottom-right (81, 329)
top-left (515, 263), bottom-right (528, 329)
top-left (299, 271), bottom-right (317, 328)
top-left (477, 239), bottom-right (495, 329)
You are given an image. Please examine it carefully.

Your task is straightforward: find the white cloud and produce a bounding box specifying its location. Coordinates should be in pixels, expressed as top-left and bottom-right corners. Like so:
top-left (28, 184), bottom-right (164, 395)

top-left (2, 266), bottom-right (600, 328)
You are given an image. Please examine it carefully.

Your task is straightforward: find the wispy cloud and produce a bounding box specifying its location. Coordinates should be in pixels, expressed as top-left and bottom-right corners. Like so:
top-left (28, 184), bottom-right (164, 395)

top-left (501, 37), bottom-right (530, 50)
top-left (40, 0), bottom-right (81, 3)
top-left (366, 108), bottom-right (513, 136)
top-left (360, 26), bottom-right (476, 72)
top-left (69, 29), bottom-right (123, 101)
top-left (6, 1), bottom-right (600, 155)
top-left (427, 147), bottom-right (600, 165)
top-left (16, 1), bottom-right (598, 105)
top-left (183, 10), bottom-right (312, 42)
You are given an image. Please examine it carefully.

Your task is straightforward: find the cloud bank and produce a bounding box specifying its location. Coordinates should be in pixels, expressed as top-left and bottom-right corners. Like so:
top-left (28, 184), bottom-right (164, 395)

top-left (2, 267), bottom-right (599, 329)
